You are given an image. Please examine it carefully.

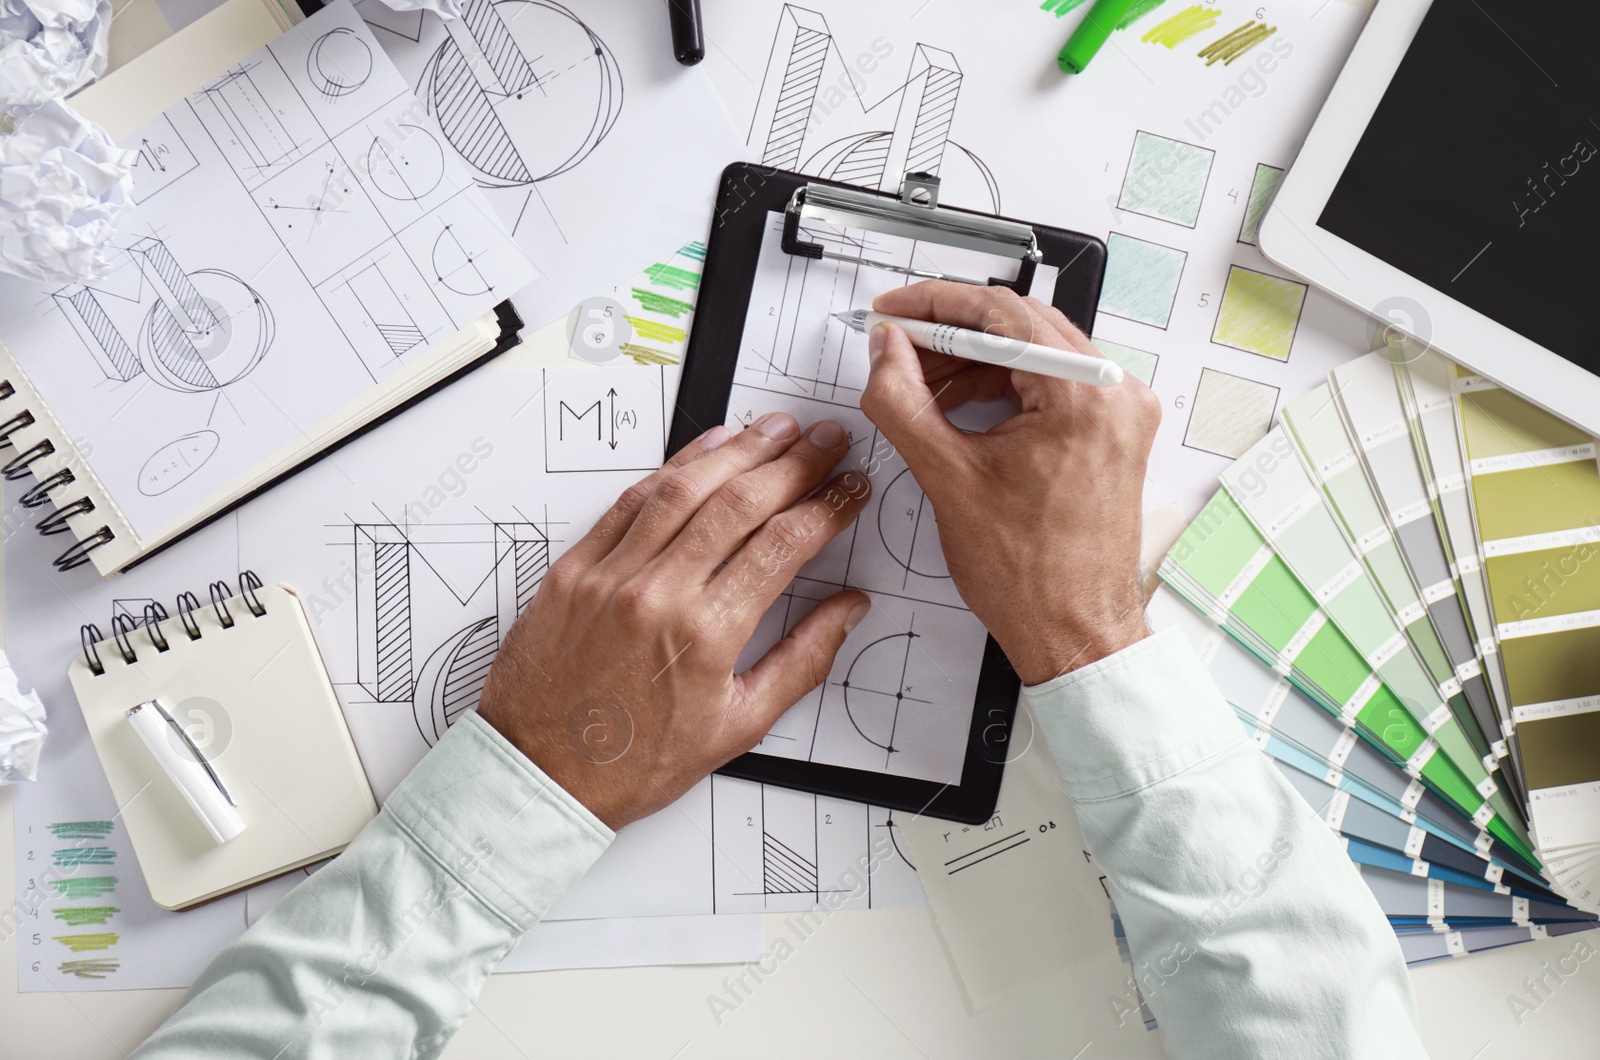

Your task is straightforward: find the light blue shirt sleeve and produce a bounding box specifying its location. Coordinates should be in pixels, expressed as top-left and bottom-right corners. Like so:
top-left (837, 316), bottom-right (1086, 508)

top-left (1026, 627), bottom-right (1428, 1059)
top-left (132, 712), bottom-right (613, 1060)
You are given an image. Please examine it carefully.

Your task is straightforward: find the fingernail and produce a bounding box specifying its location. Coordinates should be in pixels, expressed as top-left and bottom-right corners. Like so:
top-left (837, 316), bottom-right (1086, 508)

top-left (844, 599), bottom-right (871, 634)
top-left (868, 323), bottom-right (890, 363)
top-left (808, 420), bottom-right (845, 448)
top-left (702, 425), bottom-right (732, 451)
top-left (754, 412), bottom-right (799, 440)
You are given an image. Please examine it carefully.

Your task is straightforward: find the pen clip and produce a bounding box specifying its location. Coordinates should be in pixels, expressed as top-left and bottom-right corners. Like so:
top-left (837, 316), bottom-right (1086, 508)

top-left (130, 699), bottom-right (237, 807)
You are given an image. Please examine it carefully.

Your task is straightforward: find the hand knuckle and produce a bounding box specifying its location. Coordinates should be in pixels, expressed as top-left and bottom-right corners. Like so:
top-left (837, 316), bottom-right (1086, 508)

top-left (655, 471), bottom-right (706, 513)
top-left (717, 476), bottom-right (767, 520)
top-left (764, 511), bottom-right (815, 554)
top-left (542, 556), bottom-right (580, 595)
top-left (616, 480), bottom-right (654, 515)
top-left (614, 580), bottom-right (665, 622)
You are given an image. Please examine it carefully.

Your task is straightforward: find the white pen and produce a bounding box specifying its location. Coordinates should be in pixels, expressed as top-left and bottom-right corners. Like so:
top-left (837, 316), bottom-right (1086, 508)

top-left (833, 309), bottom-right (1123, 388)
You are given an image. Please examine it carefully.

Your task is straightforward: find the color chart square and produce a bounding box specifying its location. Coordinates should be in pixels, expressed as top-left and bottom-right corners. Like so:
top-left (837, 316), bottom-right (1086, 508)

top-left (1118, 131), bottom-right (1214, 227)
top-left (1100, 234), bottom-right (1187, 329)
top-left (1211, 265), bottom-right (1307, 361)
top-left (1238, 163), bottom-right (1284, 245)
top-left (1090, 336), bottom-right (1158, 385)
top-left (1184, 368), bottom-right (1279, 459)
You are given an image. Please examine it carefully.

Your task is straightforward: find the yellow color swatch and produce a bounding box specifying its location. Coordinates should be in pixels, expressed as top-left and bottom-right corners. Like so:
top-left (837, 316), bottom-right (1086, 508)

top-left (1142, 5), bottom-right (1220, 47)
top-left (1211, 266), bottom-right (1307, 361)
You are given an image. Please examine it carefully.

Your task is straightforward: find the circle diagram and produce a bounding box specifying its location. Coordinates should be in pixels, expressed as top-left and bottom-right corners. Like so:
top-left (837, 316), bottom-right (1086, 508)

top-left (876, 467), bottom-right (949, 581)
top-left (420, 0), bottom-right (622, 188)
top-left (839, 630), bottom-right (931, 753)
top-left (137, 270), bottom-right (274, 393)
top-left (306, 28), bottom-right (372, 100)
top-left (367, 125), bottom-right (446, 201)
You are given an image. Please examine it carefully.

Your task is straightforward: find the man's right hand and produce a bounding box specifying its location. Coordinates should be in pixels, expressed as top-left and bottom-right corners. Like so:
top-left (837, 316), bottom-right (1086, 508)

top-left (859, 281), bottom-right (1162, 686)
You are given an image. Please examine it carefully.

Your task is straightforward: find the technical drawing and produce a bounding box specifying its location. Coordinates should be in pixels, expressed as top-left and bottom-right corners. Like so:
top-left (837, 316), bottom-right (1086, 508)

top-left (762, 832), bottom-right (820, 895)
top-left (418, 0), bottom-right (622, 190)
top-left (541, 367), bottom-right (664, 473)
top-left (839, 626), bottom-right (932, 767)
top-left (876, 468), bottom-right (948, 584)
top-left (198, 64), bottom-right (299, 169)
top-left (345, 261), bottom-right (425, 356)
top-left (877, 812), bottom-right (915, 871)
top-left (138, 430), bottom-right (220, 496)
top-left (306, 27), bottom-right (373, 101)
top-left (366, 125), bottom-right (446, 201)
top-left (351, 521), bottom-right (550, 746)
top-left (431, 225), bottom-right (492, 296)
top-left (128, 116), bottom-right (199, 204)
top-left (708, 778), bottom-right (923, 912)
top-left (749, 6), bottom-right (999, 211)
top-left (53, 238), bottom-right (274, 394)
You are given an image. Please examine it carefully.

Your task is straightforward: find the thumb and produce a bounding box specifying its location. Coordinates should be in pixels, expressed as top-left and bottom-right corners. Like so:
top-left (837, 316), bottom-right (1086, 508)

top-left (729, 591), bottom-right (870, 748)
top-left (860, 323), bottom-right (969, 477)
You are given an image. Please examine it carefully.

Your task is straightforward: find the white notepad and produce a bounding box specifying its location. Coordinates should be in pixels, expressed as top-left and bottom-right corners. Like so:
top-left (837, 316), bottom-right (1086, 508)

top-left (0, 0), bottom-right (534, 576)
top-left (68, 579), bottom-right (377, 910)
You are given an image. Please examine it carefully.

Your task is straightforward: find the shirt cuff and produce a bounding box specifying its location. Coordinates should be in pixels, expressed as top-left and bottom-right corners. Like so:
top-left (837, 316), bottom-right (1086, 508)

top-left (1024, 626), bottom-right (1248, 804)
top-left (381, 712), bottom-right (614, 934)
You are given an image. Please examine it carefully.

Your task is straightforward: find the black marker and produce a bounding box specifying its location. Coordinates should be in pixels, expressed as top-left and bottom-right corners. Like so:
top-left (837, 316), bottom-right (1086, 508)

top-left (667, 0), bottom-right (705, 66)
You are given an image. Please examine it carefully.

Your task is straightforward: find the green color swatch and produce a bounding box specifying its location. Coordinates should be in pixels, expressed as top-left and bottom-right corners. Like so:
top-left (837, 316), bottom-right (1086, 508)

top-left (1118, 131), bottom-right (1213, 227)
top-left (1090, 337), bottom-right (1158, 385)
top-left (1239, 163), bottom-right (1284, 245)
top-left (1100, 233), bottom-right (1186, 328)
top-left (1211, 266), bottom-right (1306, 361)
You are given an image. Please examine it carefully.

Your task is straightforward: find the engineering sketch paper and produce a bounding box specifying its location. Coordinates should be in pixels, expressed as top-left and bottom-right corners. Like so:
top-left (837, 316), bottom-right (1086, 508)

top-left (700, 0), bottom-right (1374, 517)
top-left (729, 216), bottom-right (1058, 786)
top-left (353, 0), bottom-right (748, 328)
top-left (0, 1), bottom-right (536, 540)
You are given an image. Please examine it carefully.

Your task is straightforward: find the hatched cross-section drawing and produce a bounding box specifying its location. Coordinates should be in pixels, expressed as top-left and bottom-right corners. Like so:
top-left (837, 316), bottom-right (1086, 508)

top-left (53, 238), bottom-right (275, 393)
top-left (752, 5), bottom-right (829, 169)
top-left (352, 521), bottom-right (550, 746)
top-left (747, 6), bottom-right (998, 211)
top-left (762, 832), bottom-right (820, 895)
top-left (419, 0), bottom-right (621, 189)
top-left (345, 262), bottom-right (425, 356)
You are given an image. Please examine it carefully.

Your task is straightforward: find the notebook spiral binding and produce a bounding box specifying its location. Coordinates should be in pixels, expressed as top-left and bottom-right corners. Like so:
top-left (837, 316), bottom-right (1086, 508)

top-left (80, 571), bottom-right (268, 676)
top-left (0, 375), bottom-right (114, 572)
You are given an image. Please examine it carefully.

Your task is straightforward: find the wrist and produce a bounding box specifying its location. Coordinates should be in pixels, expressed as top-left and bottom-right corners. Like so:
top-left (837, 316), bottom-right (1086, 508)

top-left (1004, 613), bottom-right (1150, 686)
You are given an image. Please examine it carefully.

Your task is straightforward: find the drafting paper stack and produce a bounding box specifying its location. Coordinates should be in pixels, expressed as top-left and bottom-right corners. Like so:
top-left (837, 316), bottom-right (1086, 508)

top-left (1153, 342), bottom-right (1600, 966)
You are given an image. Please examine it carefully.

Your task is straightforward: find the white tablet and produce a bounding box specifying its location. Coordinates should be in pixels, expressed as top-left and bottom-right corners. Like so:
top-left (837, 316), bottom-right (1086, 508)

top-left (1260, 0), bottom-right (1600, 433)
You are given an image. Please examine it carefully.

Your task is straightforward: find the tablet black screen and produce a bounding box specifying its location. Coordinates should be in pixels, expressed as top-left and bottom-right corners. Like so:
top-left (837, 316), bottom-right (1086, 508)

top-left (1318, 0), bottom-right (1600, 368)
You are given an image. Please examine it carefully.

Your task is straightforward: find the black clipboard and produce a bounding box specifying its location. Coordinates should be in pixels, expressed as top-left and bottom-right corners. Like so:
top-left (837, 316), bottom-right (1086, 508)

top-left (670, 163), bottom-right (1106, 824)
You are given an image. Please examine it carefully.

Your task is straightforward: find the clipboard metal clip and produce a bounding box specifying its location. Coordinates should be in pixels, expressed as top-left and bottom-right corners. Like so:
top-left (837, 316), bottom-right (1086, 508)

top-left (781, 171), bottom-right (1042, 293)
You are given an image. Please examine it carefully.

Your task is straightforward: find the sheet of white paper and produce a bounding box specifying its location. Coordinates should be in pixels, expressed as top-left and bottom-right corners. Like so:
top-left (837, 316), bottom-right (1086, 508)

top-left (722, 215), bottom-right (1056, 786)
top-left (244, 868), bottom-right (763, 971)
top-left (10, 358), bottom-right (923, 993)
top-left (351, 0), bottom-right (747, 329)
top-left (700, 0), bottom-right (1374, 518)
top-left (900, 718), bottom-right (1124, 1013)
top-left (0, 1), bottom-right (537, 541)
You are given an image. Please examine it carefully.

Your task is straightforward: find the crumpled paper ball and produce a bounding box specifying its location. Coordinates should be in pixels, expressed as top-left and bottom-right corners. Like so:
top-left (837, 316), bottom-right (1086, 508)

top-left (0, 0), bottom-right (111, 107)
top-left (373, 0), bottom-right (462, 21)
top-left (0, 96), bottom-right (132, 283)
top-left (0, 650), bottom-right (47, 785)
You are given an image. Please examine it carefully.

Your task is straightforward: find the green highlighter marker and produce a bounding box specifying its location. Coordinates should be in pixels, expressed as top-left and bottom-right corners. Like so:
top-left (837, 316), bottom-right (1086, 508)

top-left (1058, 0), bottom-right (1140, 74)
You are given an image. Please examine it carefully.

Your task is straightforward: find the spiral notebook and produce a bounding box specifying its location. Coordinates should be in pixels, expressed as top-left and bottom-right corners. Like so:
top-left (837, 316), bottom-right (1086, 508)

top-left (67, 575), bottom-right (377, 910)
top-left (0, 0), bottom-right (533, 576)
